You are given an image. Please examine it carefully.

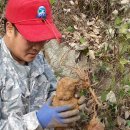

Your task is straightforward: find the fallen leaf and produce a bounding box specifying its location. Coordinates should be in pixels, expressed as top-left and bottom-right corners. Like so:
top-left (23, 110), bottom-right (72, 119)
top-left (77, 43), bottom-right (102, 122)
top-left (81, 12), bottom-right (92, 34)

top-left (121, 0), bottom-right (129, 4)
top-left (123, 85), bottom-right (130, 92)
top-left (69, 0), bottom-right (75, 5)
top-left (89, 50), bottom-right (95, 60)
top-left (112, 10), bottom-right (118, 15)
top-left (117, 116), bottom-right (126, 126)
top-left (106, 91), bottom-right (117, 103)
top-left (125, 111), bottom-right (130, 119)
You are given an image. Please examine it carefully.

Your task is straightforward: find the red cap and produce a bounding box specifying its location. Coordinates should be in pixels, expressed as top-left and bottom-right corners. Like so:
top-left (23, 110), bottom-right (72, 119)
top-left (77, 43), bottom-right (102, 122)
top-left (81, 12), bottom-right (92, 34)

top-left (5, 0), bottom-right (62, 42)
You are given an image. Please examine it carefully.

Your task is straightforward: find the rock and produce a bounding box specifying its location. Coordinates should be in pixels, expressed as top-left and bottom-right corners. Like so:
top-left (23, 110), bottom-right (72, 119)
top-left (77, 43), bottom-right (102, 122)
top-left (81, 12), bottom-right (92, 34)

top-left (44, 40), bottom-right (88, 78)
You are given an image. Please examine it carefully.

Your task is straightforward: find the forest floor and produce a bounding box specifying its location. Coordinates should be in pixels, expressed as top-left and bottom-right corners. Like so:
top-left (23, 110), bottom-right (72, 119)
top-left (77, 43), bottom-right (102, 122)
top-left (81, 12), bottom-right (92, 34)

top-left (52, 1), bottom-right (130, 129)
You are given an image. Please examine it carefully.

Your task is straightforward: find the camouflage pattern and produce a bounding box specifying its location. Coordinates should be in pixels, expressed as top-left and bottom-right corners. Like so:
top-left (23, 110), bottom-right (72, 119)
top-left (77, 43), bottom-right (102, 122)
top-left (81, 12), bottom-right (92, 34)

top-left (0, 38), bottom-right (57, 130)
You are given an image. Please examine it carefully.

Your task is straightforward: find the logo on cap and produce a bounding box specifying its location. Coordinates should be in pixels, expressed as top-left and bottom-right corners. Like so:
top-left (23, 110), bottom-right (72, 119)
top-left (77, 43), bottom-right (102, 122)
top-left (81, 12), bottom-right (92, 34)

top-left (37, 6), bottom-right (47, 19)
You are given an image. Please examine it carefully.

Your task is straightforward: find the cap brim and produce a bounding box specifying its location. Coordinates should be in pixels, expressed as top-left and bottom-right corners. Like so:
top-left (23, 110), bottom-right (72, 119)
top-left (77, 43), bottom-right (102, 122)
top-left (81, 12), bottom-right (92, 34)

top-left (15, 22), bottom-right (62, 42)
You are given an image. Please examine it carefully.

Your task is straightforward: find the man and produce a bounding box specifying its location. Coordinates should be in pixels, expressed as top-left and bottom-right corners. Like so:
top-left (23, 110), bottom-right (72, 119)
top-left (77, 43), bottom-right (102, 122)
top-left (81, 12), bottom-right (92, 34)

top-left (0, 0), bottom-right (86, 129)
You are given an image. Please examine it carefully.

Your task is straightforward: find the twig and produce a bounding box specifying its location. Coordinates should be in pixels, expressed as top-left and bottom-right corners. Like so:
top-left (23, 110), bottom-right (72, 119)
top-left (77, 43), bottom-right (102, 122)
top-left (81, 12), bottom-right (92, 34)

top-left (89, 87), bottom-right (101, 106)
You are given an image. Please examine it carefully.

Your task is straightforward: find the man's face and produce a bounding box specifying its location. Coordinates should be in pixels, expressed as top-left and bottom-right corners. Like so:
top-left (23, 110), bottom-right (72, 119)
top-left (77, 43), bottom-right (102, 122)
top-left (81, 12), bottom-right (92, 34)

top-left (4, 22), bottom-right (45, 64)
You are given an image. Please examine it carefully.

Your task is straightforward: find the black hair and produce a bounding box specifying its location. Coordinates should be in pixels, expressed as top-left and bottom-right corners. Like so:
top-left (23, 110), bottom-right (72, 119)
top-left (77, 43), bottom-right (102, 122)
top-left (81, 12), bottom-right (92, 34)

top-left (3, 18), bottom-right (7, 32)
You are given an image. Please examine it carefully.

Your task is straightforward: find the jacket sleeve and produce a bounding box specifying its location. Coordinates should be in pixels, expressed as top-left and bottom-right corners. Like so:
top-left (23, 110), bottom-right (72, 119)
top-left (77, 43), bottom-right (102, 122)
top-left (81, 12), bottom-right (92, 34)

top-left (0, 97), bottom-right (43, 130)
top-left (0, 77), bottom-right (43, 130)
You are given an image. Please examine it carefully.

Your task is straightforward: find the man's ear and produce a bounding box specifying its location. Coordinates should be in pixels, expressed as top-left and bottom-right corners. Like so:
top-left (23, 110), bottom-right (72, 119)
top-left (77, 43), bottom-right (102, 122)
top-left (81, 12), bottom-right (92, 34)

top-left (6, 22), bottom-right (14, 37)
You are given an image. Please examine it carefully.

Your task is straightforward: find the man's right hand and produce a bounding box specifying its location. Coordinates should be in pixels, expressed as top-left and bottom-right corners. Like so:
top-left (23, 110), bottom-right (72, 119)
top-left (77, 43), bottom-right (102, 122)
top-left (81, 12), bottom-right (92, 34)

top-left (36, 97), bottom-right (80, 128)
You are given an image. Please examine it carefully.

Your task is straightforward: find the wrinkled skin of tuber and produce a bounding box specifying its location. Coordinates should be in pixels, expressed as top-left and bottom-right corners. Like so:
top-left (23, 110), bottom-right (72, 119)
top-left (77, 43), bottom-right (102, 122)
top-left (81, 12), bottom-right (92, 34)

top-left (52, 77), bottom-right (79, 109)
top-left (87, 117), bottom-right (105, 130)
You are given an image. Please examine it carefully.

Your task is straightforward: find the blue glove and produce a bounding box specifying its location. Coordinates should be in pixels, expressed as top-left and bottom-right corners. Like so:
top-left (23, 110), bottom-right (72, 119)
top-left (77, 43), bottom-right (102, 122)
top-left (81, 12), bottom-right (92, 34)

top-left (36, 97), bottom-right (80, 128)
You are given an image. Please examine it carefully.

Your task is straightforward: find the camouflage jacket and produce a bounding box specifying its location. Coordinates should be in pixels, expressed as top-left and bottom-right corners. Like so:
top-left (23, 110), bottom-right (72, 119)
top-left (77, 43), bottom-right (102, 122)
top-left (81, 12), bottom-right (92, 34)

top-left (0, 38), bottom-right (57, 130)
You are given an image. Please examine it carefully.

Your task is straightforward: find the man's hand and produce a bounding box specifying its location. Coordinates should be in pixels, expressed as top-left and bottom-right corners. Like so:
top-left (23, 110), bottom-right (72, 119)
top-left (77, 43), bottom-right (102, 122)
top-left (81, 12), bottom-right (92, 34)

top-left (36, 97), bottom-right (80, 128)
top-left (78, 95), bottom-right (86, 111)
